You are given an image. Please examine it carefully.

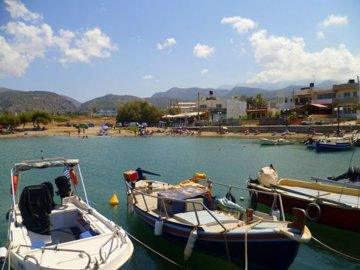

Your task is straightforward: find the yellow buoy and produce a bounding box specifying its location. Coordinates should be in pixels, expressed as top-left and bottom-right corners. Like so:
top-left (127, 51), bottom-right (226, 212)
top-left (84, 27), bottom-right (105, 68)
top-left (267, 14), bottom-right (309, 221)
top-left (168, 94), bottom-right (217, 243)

top-left (109, 192), bottom-right (119, 207)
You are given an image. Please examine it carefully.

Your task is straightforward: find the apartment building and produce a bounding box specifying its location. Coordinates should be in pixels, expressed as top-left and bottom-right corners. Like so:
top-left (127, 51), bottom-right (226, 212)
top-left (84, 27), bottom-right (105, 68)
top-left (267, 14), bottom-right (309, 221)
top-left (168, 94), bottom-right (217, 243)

top-left (293, 79), bottom-right (360, 120)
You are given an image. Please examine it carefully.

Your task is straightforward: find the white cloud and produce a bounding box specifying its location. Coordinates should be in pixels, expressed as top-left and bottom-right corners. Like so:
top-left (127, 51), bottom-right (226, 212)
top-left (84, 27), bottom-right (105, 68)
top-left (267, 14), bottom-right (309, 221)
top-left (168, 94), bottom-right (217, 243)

top-left (201, 69), bottom-right (209, 75)
top-left (0, 36), bottom-right (29, 77)
top-left (143, 75), bottom-right (153, 80)
top-left (319, 15), bottom-right (348, 28)
top-left (193, 43), bottom-right (215, 58)
top-left (156, 38), bottom-right (176, 50)
top-left (316, 31), bottom-right (325, 40)
top-left (0, 22), bottom-right (54, 77)
top-left (59, 27), bottom-right (117, 64)
top-left (4, 0), bottom-right (42, 22)
top-left (248, 29), bottom-right (360, 83)
top-left (0, 0), bottom-right (117, 77)
top-left (221, 16), bottom-right (257, 34)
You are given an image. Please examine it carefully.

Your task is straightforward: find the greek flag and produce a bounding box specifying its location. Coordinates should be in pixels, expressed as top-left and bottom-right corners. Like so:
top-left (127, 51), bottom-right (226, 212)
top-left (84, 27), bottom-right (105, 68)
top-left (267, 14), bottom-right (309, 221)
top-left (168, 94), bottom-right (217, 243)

top-left (63, 165), bottom-right (71, 180)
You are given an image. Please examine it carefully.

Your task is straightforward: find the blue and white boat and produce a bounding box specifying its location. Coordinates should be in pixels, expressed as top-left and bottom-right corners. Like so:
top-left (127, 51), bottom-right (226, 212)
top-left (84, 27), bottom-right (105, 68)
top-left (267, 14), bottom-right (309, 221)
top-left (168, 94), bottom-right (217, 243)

top-left (315, 136), bottom-right (354, 151)
top-left (123, 169), bottom-right (311, 270)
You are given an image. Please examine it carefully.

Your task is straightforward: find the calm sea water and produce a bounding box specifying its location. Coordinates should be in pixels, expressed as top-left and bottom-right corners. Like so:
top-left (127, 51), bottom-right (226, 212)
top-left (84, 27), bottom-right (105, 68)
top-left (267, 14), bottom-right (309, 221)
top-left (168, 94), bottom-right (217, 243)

top-left (0, 136), bottom-right (359, 270)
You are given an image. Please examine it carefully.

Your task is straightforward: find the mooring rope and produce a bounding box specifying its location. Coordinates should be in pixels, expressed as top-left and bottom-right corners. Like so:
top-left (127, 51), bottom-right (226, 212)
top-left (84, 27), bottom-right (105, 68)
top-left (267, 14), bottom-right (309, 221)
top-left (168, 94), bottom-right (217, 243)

top-left (312, 236), bottom-right (360, 263)
top-left (127, 232), bottom-right (190, 270)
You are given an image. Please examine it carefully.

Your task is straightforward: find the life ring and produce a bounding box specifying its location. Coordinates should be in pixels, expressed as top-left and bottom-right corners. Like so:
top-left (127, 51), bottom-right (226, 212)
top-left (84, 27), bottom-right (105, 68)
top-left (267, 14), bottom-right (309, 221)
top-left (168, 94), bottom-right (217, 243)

top-left (249, 190), bottom-right (258, 210)
top-left (225, 192), bottom-right (236, 203)
top-left (69, 168), bottom-right (79, 185)
top-left (305, 202), bottom-right (321, 222)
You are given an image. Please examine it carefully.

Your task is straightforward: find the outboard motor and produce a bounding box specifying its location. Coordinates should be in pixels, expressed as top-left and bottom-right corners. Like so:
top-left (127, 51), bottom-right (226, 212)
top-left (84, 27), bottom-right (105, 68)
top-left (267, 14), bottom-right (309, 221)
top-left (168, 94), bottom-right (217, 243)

top-left (55, 176), bottom-right (72, 199)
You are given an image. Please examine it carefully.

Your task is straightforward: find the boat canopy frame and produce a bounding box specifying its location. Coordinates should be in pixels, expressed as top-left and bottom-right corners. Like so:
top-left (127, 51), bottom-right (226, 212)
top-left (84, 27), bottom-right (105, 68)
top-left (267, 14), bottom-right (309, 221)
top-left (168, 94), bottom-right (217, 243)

top-left (10, 157), bottom-right (89, 209)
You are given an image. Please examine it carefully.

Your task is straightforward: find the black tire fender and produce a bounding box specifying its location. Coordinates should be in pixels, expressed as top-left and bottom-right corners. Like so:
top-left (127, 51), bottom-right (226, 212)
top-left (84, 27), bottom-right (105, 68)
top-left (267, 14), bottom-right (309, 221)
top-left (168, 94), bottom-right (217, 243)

top-left (305, 202), bottom-right (321, 222)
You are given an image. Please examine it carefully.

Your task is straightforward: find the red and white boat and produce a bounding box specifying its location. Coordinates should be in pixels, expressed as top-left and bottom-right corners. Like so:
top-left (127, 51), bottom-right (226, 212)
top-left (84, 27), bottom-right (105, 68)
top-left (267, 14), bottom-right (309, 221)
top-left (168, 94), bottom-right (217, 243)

top-left (247, 165), bottom-right (360, 231)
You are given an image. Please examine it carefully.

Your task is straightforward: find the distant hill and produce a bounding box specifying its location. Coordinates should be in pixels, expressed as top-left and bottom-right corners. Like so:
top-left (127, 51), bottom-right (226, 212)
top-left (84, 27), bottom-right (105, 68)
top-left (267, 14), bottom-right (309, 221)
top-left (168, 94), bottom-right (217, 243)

top-left (79, 94), bottom-right (142, 112)
top-left (151, 87), bottom-right (230, 100)
top-left (226, 86), bottom-right (268, 98)
top-left (0, 80), bottom-right (342, 113)
top-left (0, 90), bottom-right (78, 113)
top-left (0, 87), bottom-right (16, 93)
top-left (62, 95), bottom-right (82, 108)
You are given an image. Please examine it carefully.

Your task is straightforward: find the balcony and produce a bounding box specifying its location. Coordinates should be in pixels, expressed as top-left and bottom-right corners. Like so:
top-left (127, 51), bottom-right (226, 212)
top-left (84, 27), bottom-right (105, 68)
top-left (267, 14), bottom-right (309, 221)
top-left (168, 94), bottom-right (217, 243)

top-left (333, 97), bottom-right (359, 105)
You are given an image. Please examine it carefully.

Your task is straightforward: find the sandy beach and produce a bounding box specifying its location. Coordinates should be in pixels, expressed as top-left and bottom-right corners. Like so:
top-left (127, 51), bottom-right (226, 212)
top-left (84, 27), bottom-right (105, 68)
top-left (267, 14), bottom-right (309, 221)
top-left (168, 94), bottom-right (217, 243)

top-left (0, 121), bottom-right (312, 142)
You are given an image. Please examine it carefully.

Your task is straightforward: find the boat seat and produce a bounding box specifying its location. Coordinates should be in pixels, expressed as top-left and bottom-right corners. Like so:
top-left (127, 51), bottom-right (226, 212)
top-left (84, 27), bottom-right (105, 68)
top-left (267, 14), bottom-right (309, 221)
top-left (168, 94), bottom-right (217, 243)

top-left (19, 184), bottom-right (53, 235)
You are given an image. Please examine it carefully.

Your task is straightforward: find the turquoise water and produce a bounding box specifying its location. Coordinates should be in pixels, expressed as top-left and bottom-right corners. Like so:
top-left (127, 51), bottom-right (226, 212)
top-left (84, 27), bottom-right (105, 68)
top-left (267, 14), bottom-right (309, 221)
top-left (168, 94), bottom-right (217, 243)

top-left (0, 136), bottom-right (359, 269)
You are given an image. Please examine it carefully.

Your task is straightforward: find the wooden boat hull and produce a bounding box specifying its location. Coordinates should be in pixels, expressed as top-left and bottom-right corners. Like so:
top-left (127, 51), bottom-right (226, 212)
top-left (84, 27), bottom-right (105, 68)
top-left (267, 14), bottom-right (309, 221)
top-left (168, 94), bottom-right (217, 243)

top-left (248, 182), bottom-right (360, 231)
top-left (134, 206), bottom-right (301, 270)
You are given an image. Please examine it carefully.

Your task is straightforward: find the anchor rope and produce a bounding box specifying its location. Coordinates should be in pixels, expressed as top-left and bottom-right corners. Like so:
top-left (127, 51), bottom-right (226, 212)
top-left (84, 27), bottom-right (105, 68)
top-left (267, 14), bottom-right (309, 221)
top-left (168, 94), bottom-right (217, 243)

top-left (126, 232), bottom-right (189, 270)
top-left (312, 236), bottom-right (360, 263)
top-left (222, 231), bottom-right (232, 264)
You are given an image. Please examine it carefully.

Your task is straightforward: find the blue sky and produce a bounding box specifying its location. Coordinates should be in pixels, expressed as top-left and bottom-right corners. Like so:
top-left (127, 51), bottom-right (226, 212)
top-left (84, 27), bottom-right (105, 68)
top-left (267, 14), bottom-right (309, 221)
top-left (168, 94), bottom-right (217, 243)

top-left (0, 0), bottom-right (359, 102)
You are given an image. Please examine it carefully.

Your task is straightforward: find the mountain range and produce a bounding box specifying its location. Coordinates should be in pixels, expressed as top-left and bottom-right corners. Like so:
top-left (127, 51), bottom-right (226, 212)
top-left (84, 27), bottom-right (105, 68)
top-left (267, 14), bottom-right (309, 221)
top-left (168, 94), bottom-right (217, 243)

top-left (0, 80), bottom-right (336, 114)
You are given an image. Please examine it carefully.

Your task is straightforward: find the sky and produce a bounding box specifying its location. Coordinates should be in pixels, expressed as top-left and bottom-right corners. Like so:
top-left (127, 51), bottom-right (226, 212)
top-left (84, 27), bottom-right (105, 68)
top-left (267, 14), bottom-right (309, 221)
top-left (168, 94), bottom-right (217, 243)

top-left (0, 0), bottom-right (359, 102)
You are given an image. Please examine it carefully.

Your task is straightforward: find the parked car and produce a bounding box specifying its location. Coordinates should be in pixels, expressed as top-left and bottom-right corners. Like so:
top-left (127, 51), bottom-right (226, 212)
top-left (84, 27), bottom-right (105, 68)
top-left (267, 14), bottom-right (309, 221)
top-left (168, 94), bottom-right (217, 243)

top-left (115, 122), bottom-right (122, 128)
top-left (87, 122), bottom-right (95, 127)
top-left (126, 122), bottom-right (143, 128)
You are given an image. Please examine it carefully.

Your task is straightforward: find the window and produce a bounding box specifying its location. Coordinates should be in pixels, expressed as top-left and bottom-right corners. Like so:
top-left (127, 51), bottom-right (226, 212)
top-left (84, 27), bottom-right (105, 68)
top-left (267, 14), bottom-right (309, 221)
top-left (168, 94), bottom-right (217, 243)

top-left (216, 104), bottom-right (222, 109)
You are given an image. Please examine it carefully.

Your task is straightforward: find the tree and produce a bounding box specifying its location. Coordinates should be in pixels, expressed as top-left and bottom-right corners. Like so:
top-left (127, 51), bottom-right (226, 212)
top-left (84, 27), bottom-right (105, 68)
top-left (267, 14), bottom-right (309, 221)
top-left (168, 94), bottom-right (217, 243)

top-left (247, 94), bottom-right (267, 109)
top-left (17, 112), bottom-right (32, 130)
top-left (31, 111), bottom-right (51, 130)
top-left (116, 101), bottom-right (162, 125)
top-left (0, 113), bottom-right (18, 129)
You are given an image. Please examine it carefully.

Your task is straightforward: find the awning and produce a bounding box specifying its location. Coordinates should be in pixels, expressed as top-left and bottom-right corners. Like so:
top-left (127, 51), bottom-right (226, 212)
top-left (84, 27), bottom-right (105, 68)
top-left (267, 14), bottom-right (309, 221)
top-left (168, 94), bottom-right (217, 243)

top-left (310, 103), bottom-right (328, 108)
top-left (162, 112), bottom-right (205, 119)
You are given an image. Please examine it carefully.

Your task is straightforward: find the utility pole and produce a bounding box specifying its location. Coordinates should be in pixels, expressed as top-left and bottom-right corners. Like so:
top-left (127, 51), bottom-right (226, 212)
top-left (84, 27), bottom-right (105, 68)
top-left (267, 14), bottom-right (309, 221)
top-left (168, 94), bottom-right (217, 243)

top-left (197, 92), bottom-right (200, 122)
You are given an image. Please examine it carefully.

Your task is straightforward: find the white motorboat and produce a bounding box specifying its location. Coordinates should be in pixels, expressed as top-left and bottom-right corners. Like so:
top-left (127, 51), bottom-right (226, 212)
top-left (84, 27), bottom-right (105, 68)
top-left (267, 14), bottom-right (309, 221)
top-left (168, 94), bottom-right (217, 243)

top-left (5, 157), bottom-right (133, 270)
top-left (259, 138), bottom-right (294, 145)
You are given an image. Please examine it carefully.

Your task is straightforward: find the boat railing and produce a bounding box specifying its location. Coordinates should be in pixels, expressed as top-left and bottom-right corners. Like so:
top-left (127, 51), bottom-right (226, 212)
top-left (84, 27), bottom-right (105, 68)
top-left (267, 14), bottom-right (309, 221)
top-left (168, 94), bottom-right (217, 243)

top-left (311, 177), bottom-right (360, 189)
top-left (126, 182), bottom-right (228, 231)
top-left (16, 245), bottom-right (91, 269)
top-left (126, 180), bottom-right (284, 228)
top-left (99, 230), bottom-right (122, 263)
top-left (270, 183), bottom-right (356, 208)
top-left (208, 179), bottom-right (286, 221)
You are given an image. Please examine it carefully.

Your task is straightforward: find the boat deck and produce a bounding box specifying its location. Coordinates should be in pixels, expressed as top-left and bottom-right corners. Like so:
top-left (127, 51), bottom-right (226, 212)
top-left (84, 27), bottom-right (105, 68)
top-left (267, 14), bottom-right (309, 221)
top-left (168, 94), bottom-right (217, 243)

top-left (278, 185), bottom-right (360, 207)
top-left (134, 192), bottom-right (286, 233)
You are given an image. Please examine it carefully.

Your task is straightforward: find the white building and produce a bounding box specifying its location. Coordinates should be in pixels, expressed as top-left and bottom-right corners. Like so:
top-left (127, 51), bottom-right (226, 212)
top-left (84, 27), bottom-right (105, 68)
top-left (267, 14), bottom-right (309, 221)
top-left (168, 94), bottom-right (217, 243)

top-left (226, 96), bottom-right (247, 119)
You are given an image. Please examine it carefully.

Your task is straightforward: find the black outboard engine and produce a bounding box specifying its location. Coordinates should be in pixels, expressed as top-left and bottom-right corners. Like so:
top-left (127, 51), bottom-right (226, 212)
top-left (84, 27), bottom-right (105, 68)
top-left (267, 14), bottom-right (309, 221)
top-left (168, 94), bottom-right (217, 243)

top-left (55, 176), bottom-right (73, 199)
